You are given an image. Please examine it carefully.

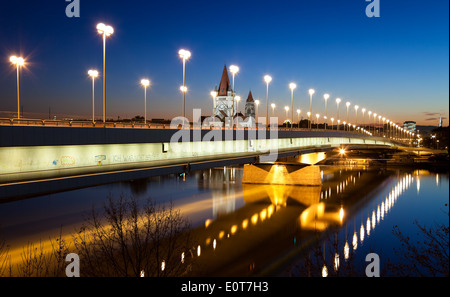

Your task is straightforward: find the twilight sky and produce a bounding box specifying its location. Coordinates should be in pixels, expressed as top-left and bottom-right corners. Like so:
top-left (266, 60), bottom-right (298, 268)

top-left (0, 0), bottom-right (448, 125)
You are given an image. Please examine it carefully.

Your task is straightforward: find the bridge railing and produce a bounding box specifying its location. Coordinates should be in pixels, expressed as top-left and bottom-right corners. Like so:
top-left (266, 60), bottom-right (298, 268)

top-left (0, 117), bottom-right (414, 145)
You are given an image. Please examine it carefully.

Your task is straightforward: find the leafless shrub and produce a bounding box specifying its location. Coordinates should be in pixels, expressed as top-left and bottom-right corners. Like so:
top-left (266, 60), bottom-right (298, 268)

top-left (73, 195), bottom-right (194, 277)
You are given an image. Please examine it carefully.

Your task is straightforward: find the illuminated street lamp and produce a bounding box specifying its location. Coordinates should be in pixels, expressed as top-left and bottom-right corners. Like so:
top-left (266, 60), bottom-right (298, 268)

top-left (96, 23), bottom-right (114, 123)
top-left (362, 108), bottom-right (366, 130)
top-left (271, 103), bottom-right (276, 116)
top-left (285, 106), bottom-right (290, 124)
top-left (331, 117), bottom-right (335, 130)
top-left (316, 114), bottom-right (320, 130)
top-left (289, 83), bottom-right (297, 130)
top-left (10, 56), bottom-right (25, 119)
top-left (307, 112), bottom-right (311, 127)
top-left (336, 98), bottom-right (342, 130)
top-left (264, 75), bottom-right (272, 127)
top-left (236, 96), bottom-right (241, 115)
top-left (230, 65), bottom-right (239, 116)
top-left (88, 70), bottom-right (99, 123)
top-left (178, 49), bottom-right (191, 125)
top-left (308, 89), bottom-right (315, 130)
top-left (345, 102), bottom-right (351, 131)
top-left (323, 93), bottom-right (330, 129)
top-left (140, 79), bottom-right (150, 124)
top-left (382, 117), bottom-right (386, 137)
top-left (378, 115), bottom-right (382, 136)
top-left (210, 91), bottom-right (218, 118)
top-left (354, 105), bottom-right (359, 126)
top-left (368, 111), bottom-right (372, 134)
top-left (255, 99), bottom-right (260, 120)
top-left (297, 109), bottom-right (301, 126)
top-left (373, 113), bottom-right (378, 135)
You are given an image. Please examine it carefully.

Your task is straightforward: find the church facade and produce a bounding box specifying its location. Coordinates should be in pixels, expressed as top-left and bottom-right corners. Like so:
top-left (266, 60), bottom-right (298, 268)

top-left (212, 65), bottom-right (256, 128)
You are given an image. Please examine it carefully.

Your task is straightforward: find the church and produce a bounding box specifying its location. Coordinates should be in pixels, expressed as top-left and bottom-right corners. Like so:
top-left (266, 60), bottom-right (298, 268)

top-left (212, 65), bottom-right (256, 128)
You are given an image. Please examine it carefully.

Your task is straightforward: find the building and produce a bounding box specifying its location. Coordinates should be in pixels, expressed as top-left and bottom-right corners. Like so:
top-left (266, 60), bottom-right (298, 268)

top-left (212, 65), bottom-right (256, 128)
top-left (403, 121), bottom-right (416, 133)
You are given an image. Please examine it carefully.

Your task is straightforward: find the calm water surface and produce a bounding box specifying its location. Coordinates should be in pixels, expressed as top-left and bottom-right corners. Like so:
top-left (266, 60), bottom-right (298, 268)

top-left (0, 162), bottom-right (448, 276)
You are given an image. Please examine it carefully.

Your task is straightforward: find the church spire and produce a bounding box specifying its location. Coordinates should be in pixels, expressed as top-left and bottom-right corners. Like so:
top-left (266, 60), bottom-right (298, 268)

top-left (218, 65), bottom-right (231, 96)
top-left (246, 90), bottom-right (254, 102)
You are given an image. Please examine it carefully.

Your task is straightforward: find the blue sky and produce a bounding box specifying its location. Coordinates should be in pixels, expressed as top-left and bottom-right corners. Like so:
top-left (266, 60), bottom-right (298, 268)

top-left (0, 0), bottom-right (448, 125)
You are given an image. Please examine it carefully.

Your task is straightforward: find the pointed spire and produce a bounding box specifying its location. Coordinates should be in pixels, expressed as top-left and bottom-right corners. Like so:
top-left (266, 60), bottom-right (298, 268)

top-left (246, 90), bottom-right (254, 102)
top-left (218, 65), bottom-right (231, 96)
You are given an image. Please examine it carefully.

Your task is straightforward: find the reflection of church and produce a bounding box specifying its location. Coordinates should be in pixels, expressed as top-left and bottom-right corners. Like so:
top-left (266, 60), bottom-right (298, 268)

top-left (212, 65), bottom-right (256, 127)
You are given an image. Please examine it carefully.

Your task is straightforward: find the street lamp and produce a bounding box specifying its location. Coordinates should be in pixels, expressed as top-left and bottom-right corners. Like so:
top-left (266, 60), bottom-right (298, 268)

top-left (345, 102), bottom-right (351, 131)
top-left (354, 105), bottom-right (359, 126)
top-left (88, 70), bottom-right (99, 123)
top-left (255, 99), bottom-right (260, 121)
top-left (378, 115), bottom-right (382, 136)
top-left (368, 111), bottom-right (372, 134)
top-left (307, 112), bottom-right (311, 127)
top-left (382, 117), bottom-right (386, 137)
top-left (211, 91), bottom-right (218, 118)
top-left (139, 79), bottom-right (150, 124)
top-left (336, 98), bottom-right (341, 130)
top-left (297, 109), bottom-right (301, 127)
top-left (230, 65), bottom-right (239, 116)
top-left (316, 114), bottom-right (320, 130)
top-left (10, 56), bottom-right (25, 119)
top-left (178, 49), bottom-right (191, 125)
top-left (324, 93), bottom-right (330, 129)
top-left (264, 75), bottom-right (272, 127)
top-left (285, 106), bottom-right (290, 125)
top-left (290, 83), bottom-right (297, 130)
top-left (271, 103), bottom-right (276, 116)
top-left (362, 108), bottom-right (366, 130)
top-left (308, 89), bottom-right (315, 130)
top-left (96, 23), bottom-right (114, 123)
top-left (236, 96), bottom-right (241, 115)
top-left (373, 113), bottom-right (377, 135)
top-left (331, 117), bottom-right (335, 130)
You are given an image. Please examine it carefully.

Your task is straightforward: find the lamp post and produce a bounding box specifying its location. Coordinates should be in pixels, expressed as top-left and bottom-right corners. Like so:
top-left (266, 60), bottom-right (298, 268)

top-left (354, 105), bottom-right (359, 127)
top-left (236, 96), bottom-right (241, 115)
top-left (368, 111), bottom-right (372, 134)
top-left (285, 106), bottom-right (290, 126)
top-left (362, 108), bottom-right (366, 131)
top-left (230, 65), bottom-right (239, 117)
top-left (308, 89), bottom-right (315, 130)
top-left (382, 117), bottom-right (386, 137)
top-left (271, 103), bottom-right (276, 116)
top-left (345, 102), bottom-right (351, 131)
top-left (264, 75), bottom-right (272, 128)
top-left (255, 99), bottom-right (260, 122)
top-left (316, 114), bottom-right (320, 130)
top-left (323, 94), bottom-right (330, 130)
top-left (140, 79), bottom-right (150, 124)
top-left (178, 49), bottom-right (191, 126)
top-left (210, 91), bottom-right (218, 118)
top-left (10, 56), bottom-right (25, 119)
top-left (297, 109), bottom-right (301, 128)
top-left (307, 112), bottom-right (311, 127)
top-left (378, 115), bottom-right (382, 136)
top-left (88, 70), bottom-right (99, 123)
top-left (290, 83), bottom-right (297, 130)
top-left (96, 23), bottom-right (114, 123)
top-left (336, 98), bottom-right (341, 131)
top-left (331, 118), bottom-right (335, 130)
top-left (373, 113), bottom-right (377, 135)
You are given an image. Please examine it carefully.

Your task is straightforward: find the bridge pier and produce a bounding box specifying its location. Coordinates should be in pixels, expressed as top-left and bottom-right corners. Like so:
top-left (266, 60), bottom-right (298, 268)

top-left (242, 163), bottom-right (322, 186)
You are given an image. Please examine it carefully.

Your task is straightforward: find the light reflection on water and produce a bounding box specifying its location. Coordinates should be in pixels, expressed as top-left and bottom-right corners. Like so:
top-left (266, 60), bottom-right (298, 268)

top-left (0, 163), bottom-right (448, 276)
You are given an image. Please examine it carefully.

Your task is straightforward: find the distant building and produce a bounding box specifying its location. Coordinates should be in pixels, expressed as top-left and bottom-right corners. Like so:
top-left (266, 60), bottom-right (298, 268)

top-left (403, 121), bottom-right (416, 133)
top-left (212, 65), bottom-right (256, 128)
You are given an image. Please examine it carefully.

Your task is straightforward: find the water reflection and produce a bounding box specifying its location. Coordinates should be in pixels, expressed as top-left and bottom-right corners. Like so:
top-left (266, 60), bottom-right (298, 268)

top-left (0, 163), bottom-right (447, 277)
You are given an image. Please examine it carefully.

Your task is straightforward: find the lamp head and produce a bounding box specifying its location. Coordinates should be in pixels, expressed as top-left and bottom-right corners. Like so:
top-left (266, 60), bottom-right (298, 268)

top-left (289, 83), bottom-right (297, 90)
top-left (88, 70), bottom-right (99, 78)
top-left (308, 89), bottom-right (315, 96)
top-left (324, 93), bottom-right (330, 100)
top-left (141, 79), bottom-right (150, 87)
top-left (264, 75), bottom-right (272, 84)
top-left (229, 65), bottom-right (239, 75)
top-left (178, 49), bottom-right (191, 60)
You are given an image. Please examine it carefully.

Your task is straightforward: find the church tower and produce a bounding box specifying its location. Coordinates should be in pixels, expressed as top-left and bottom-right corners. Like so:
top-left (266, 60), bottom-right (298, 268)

top-left (214, 65), bottom-right (236, 121)
top-left (245, 91), bottom-right (256, 119)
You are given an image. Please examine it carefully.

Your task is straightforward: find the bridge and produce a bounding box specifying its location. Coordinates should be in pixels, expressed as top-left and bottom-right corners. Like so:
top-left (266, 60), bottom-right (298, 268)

top-left (0, 124), bottom-right (406, 200)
